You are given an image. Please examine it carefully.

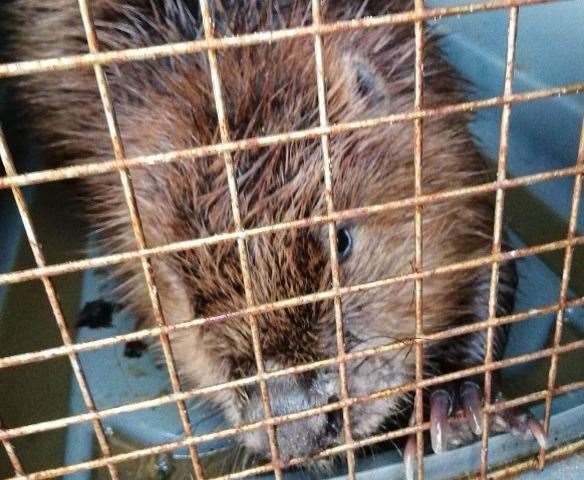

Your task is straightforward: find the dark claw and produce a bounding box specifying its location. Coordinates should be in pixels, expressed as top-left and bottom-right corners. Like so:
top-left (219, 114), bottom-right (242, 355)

top-left (430, 389), bottom-right (452, 453)
top-left (403, 379), bottom-right (546, 476)
top-left (495, 406), bottom-right (547, 449)
top-left (527, 417), bottom-right (547, 449)
top-left (460, 381), bottom-right (482, 435)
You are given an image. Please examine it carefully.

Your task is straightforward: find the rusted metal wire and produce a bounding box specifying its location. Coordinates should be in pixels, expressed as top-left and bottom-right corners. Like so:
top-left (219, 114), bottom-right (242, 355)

top-left (214, 416), bottom-right (584, 480)
top-left (480, 6), bottom-right (519, 478)
top-left (486, 380), bottom-right (584, 415)
top-left (2, 161), bottom-right (584, 289)
top-left (473, 437), bottom-right (584, 480)
top-left (0, 1), bottom-right (582, 479)
top-left (0, 418), bottom-right (25, 477)
top-left (4, 356), bottom-right (584, 480)
top-left (1, 420), bottom-right (433, 480)
top-left (539, 116), bottom-right (584, 469)
top-left (75, 1), bottom-right (206, 476)
top-left (0, 0), bottom-right (559, 79)
top-left (311, 0), bottom-right (356, 476)
top-left (412, 0), bottom-right (427, 478)
top-left (0, 125), bottom-right (121, 480)
top-left (2, 294), bottom-right (584, 444)
top-left (197, 1), bottom-right (283, 477)
top-left (1, 236), bottom-right (583, 373)
top-left (1, 82), bottom-right (582, 193)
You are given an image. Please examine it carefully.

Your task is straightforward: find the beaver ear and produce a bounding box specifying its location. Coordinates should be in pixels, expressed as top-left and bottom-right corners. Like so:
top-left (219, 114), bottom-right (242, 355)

top-left (351, 58), bottom-right (387, 105)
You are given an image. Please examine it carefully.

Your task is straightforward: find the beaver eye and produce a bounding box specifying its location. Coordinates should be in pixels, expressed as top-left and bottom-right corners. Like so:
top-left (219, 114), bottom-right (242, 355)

top-left (336, 227), bottom-right (353, 262)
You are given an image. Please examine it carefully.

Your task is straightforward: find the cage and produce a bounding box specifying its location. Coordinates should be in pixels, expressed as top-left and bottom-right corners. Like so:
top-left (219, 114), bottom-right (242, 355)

top-left (0, 1), bottom-right (583, 480)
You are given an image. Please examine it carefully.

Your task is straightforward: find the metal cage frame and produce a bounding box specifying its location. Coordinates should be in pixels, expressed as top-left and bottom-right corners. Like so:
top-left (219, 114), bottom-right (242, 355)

top-left (0, 0), bottom-right (583, 479)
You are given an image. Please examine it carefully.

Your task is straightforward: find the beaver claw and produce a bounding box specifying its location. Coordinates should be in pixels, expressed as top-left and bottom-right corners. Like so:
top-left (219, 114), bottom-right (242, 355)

top-left (403, 380), bottom-right (546, 480)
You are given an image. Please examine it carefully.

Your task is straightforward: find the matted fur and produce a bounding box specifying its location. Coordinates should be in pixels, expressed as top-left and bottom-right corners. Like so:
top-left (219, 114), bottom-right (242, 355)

top-left (3, 0), bottom-right (517, 463)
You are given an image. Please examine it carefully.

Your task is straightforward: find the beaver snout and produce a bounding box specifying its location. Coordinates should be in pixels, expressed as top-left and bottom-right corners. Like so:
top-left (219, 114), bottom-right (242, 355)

top-left (241, 372), bottom-right (342, 462)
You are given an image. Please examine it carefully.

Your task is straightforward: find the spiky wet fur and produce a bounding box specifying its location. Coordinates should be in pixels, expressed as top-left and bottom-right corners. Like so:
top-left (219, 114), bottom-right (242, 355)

top-left (3, 0), bottom-right (517, 465)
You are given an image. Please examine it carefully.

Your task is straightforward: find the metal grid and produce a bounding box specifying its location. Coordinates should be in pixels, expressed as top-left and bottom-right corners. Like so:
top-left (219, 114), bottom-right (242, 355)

top-left (480, 6), bottom-right (519, 478)
top-left (412, 1), bottom-right (426, 478)
top-left (0, 0), bottom-right (582, 479)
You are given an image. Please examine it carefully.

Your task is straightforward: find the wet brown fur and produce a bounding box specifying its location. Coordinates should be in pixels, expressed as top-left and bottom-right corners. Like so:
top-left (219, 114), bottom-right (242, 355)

top-left (3, 0), bottom-right (516, 459)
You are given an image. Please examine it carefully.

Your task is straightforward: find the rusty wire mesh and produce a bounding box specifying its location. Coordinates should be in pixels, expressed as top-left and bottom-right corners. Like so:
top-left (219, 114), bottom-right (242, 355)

top-left (0, 0), bottom-right (583, 479)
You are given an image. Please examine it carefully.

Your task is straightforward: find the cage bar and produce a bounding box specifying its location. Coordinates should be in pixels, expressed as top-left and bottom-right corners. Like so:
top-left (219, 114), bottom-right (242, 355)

top-left (1, 236), bottom-right (583, 374)
top-left (486, 380), bottom-right (584, 414)
top-left (0, 1), bottom-right (581, 479)
top-left (539, 116), bottom-right (584, 468)
top-left (1, 82), bottom-right (582, 193)
top-left (75, 0), bottom-right (208, 476)
top-left (3, 370), bottom-right (584, 480)
top-left (311, 0), bottom-right (357, 476)
top-left (479, 6), bottom-right (519, 478)
top-left (0, 126), bottom-right (121, 480)
top-left (2, 341), bottom-right (584, 480)
top-left (484, 437), bottom-right (584, 480)
top-left (2, 158), bottom-right (583, 290)
top-left (197, 0), bottom-right (284, 477)
top-left (412, 0), bottom-right (427, 478)
top-left (1, 294), bottom-right (583, 444)
top-left (3, 340), bottom-right (584, 457)
top-left (0, 418), bottom-right (25, 477)
top-left (0, 0), bottom-right (560, 79)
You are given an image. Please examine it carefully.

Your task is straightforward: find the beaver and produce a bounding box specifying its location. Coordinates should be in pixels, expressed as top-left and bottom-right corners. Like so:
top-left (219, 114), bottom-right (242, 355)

top-left (2, 0), bottom-right (544, 477)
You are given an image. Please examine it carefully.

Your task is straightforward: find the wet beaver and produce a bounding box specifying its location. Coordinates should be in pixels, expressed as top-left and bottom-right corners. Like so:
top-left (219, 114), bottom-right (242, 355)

top-left (2, 0), bottom-right (544, 476)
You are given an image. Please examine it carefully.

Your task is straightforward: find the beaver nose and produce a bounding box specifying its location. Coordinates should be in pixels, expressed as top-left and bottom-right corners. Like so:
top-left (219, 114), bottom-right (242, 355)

top-left (241, 373), bottom-right (342, 461)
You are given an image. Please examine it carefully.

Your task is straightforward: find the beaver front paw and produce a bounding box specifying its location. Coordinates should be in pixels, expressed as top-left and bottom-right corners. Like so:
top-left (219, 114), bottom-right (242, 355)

top-left (403, 378), bottom-right (546, 480)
